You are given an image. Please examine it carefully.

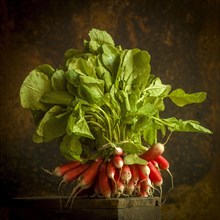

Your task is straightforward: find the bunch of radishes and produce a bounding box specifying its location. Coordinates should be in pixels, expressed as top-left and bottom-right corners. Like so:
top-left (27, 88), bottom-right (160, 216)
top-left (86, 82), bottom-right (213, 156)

top-left (19, 29), bottom-right (211, 208)
top-left (53, 142), bottom-right (172, 205)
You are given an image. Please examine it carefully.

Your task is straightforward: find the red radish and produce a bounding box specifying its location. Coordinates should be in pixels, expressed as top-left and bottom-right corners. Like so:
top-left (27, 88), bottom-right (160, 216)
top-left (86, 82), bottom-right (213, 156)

top-left (57, 163), bottom-right (90, 205)
top-left (110, 174), bottom-right (125, 197)
top-left (77, 158), bottom-right (103, 188)
top-left (115, 179), bottom-right (125, 197)
top-left (114, 147), bottom-right (124, 156)
top-left (154, 155), bottom-right (169, 170)
top-left (66, 158), bottom-right (103, 207)
top-left (137, 164), bottom-right (150, 176)
top-left (136, 180), bottom-right (147, 196)
top-left (112, 155), bottom-right (124, 169)
top-left (137, 166), bottom-right (148, 181)
top-left (94, 179), bottom-right (100, 196)
top-left (62, 163), bottom-right (90, 183)
top-left (98, 162), bottom-right (111, 198)
top-left (53, 161), bottom-right (81, 176)
top-left (140, 143), bottom-right (165, 161)
top-left (148, 178), bottom-right (152, 189)
top-left (129, 164), bottom-right (139, 186)
top-left (141, 177), bottom-right (152, 192)
top-left (148, 161), bottom-right (163, 186)
top-left (120, 165), bottom-right (132, 183)
top-left (140, 175), bottom-right (151, 195)
top-left (154, 155), bottom-right (173, 191)
top-left (150, 160), bottom-right (159, 169)
top-left (114, 169), bottom-right (120, 181)
top-left (146, 178), bottom-right (153, 196)
top-left (110, 179), bottom-right (117, 195)
top-left (136, 166), bottom-right (150, 196)
top-left (139, 189), bottom-right (148, 197)
top-left (125, 179), bottom-right (135, 196)
top-left (140, 177), bottom-right (149, 191)
top-left (106, 160), bottom-right (116, 182)
top-left (106, 160), bottom-right (118, 194)
top-left (136, 181), bottom-right (141, 194)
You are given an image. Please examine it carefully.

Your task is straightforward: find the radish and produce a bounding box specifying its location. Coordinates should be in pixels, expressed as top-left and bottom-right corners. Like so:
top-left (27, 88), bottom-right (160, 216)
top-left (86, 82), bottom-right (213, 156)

top-left (76, 158), bottom-right (103, 188)
top-left (114, 147), bottom-right (124, 156)
top-left (137, 166), bottom-right (148, 182)
top-left (62, 163), bottom-right (90, 183)
top-left (98, 162), bottom-right (111, 198)
top-left (148, 161), bottom-right (163, 186)
top-left (110, 170), bottom-right (125, 198)
top-left (154, 155), bottom-right (173, 191)
top-left (140, 179), bottom-right (150, 196)
top-left (94, 179), bottom-right (101, 196)
top-left (137, 164), bottom-right (150, 176)
top-left (120, 165), bottom-right (132, 184)
top-left (140, 143), bottom-right (165, 161)
top-left (106, 160), bottom-right (116, 182)
top-left (115, 179), bottom-right (125, 197)
top-left (154, 155), bottom-right (169, 170)
top-left (139, 174), bottom-right (153, 196)
top-left (139, 190), bottom-right (148, 197)
top-left (57, 163), bottom-right (90, 204)
top-left (53, 161), bottom-right (81, 176)
top-left (113, 168), bottom-right (120, 182)
top-left (106, 159), bottom-right (118, 194)
top-left (112, 155), bottom-right (124, 181)
top-left (110, 179), bottom-right (117, 196)
top-left (66, 158), bottom-right (103, 207)
top-left (150, 160), bottom-right (159, 169)
top-left (140, 177), bottom-right (149, 191)
top-left (136, 166), bottom-right (150, 196)
top-left (112, 155), bottom-right (124, 169)
top-left (129, 164), bottom-right (139, 186)
top-left (147, 178), bottom-right (153, 196)
top-left (125, 179), bottom-right (135, 196)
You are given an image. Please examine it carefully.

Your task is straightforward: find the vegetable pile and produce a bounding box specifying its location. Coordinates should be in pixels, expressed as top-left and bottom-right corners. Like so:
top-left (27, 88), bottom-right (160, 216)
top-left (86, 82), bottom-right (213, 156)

top-left (20, 29), bottom-right (212, 202)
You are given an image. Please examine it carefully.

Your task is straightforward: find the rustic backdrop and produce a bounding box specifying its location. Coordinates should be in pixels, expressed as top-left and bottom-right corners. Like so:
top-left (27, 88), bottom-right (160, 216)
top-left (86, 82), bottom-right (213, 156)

top-left (0, 0), bottom-right (219, 219)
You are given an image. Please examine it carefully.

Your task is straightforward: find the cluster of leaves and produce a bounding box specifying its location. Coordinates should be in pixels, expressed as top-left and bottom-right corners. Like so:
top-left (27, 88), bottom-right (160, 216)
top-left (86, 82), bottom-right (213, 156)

top-left (19, 29), bottom-right (212, 162)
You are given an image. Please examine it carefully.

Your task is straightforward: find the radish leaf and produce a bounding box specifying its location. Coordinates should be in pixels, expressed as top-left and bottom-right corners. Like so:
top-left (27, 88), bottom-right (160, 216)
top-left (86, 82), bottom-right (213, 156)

top-left (60, 134), bottom-right (82, 161)
top-left (20, 69), bottom-right (52, 111)
top-left (124, 154), bottom-right (148, 165)
top-left (160, 117), bottom-right (212, 134)
top-left (168, 89), bottom-right (207, 107)
top-left (51, 70), bottom-right (67, 91)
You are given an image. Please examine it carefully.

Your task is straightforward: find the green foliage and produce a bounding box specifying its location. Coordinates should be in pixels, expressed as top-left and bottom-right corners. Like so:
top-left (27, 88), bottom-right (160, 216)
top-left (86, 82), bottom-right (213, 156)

top-left (19, 28), bottom-right (212, 162)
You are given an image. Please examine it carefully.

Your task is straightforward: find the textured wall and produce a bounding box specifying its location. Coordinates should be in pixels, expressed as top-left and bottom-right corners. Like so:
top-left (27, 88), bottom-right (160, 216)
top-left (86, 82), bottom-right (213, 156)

top-left (0, 0), bottom-right (219, 219)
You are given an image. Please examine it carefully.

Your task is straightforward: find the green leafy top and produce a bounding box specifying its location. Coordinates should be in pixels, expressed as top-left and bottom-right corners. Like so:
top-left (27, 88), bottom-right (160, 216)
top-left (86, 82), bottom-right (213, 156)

top-left (19, 28), bottom-right (212, 163)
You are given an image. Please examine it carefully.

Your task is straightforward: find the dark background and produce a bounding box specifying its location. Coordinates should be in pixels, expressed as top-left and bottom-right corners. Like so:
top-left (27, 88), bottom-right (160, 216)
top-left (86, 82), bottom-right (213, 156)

top-left (0, 0), bottom-right (219, 219)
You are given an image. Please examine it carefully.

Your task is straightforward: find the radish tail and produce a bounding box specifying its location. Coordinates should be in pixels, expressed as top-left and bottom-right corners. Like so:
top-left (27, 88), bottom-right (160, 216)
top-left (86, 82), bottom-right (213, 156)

top-left (70, 188), bottom-right (83, 208)
top-left (149, 183), bottom-right (161, 195)
top-left (161, 197), bottom-right (167, 205)
top-left (58, 180), bottom-right (66, 209)
top-left (166, 168), bottom-right (174, 192)
top-left (65, 185), bottom-right (81, 208)
top-left (158, 185), bottom-right (163, 201)
top-left (163, 131), bottom-right (173, 145)
top-left (41, 166), bottom-right (53, 175)
top-left (58, 180), bottom-right (67, 196)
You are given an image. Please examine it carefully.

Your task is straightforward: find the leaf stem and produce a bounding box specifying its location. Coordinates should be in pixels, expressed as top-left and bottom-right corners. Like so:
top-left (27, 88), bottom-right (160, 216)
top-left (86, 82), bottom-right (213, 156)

top-left (95, 105), bottom-right (113, 141)
top-left (151, 116), bottom-right (173, 128)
